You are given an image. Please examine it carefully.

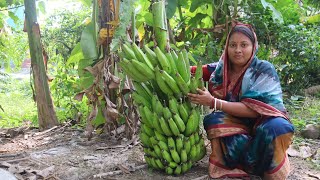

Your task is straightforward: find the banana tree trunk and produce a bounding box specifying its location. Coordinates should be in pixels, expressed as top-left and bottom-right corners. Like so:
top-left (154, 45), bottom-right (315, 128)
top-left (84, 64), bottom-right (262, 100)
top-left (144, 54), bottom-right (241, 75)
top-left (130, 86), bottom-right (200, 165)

top-left (24, 0), bottom-right (58, 130)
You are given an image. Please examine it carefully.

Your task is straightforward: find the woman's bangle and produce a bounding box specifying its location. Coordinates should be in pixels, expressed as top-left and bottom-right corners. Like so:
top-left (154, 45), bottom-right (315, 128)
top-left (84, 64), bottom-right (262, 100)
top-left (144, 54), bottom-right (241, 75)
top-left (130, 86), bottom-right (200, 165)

top-left (214, 97), bottom-right (217, 111)
top-left (220, 99), bottom-right (223, 111)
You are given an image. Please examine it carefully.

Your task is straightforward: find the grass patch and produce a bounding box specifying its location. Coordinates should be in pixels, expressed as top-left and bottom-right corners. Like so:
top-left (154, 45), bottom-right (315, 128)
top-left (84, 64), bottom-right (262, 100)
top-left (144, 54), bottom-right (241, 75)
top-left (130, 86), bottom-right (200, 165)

top-left (0, 77), bottom-right (38, 128)
top-left (286, 96), bottom-right (320, 132)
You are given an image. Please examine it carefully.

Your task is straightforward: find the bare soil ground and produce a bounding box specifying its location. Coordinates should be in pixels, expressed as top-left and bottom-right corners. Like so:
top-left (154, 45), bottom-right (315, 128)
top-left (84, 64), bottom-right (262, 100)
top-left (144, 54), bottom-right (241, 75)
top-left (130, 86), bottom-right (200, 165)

top-left (0, 125), bottom-right (319, 180)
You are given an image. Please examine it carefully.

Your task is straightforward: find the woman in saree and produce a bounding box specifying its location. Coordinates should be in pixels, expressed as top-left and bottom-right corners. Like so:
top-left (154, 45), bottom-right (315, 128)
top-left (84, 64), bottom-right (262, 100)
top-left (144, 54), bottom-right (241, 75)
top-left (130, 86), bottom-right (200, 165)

top-left (188, 22), bottom-right (294, 179)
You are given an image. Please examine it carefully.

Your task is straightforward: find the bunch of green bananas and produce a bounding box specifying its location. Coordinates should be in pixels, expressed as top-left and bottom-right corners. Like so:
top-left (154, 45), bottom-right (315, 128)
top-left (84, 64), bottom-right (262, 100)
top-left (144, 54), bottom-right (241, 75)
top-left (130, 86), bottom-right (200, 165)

top-left (118, 42), bottom-right (206, 175)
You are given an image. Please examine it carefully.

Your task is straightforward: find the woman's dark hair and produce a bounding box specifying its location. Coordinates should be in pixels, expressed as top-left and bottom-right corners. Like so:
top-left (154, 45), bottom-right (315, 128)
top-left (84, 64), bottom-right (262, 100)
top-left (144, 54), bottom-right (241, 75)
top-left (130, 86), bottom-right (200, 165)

top-left (229, 26), bottom-right (255, 44)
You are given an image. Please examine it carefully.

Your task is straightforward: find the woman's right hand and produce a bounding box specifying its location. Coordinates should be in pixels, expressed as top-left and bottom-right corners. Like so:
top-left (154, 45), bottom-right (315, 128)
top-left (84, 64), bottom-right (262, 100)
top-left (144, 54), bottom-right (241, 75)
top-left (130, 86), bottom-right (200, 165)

top-left (187, 87), bottom-right (214, 107)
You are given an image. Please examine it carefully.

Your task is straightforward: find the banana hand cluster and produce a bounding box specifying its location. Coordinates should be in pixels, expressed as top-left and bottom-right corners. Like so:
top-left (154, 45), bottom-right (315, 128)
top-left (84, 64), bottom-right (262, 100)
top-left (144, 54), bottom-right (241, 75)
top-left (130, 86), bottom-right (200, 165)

top-left (118, 43), bottom-right (206, 175)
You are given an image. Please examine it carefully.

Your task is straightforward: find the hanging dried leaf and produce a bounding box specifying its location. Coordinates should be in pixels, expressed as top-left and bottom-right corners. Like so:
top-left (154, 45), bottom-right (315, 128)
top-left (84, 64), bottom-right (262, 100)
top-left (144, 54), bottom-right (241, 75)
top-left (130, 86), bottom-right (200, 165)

top-left (74, 92), bottom-right (85, 101)
top-left (105, 106), bottom-right (119, 120)
top-left (121, 76), bottom-right (132, 95)
top-left (109, 74), bottom-right (121, 89)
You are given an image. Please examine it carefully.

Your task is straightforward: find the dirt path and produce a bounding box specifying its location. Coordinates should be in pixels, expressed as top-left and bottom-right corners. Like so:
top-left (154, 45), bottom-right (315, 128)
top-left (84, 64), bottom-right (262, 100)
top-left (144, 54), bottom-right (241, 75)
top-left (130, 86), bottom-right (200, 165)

top-left (0, 126), bottom-right (319, 180)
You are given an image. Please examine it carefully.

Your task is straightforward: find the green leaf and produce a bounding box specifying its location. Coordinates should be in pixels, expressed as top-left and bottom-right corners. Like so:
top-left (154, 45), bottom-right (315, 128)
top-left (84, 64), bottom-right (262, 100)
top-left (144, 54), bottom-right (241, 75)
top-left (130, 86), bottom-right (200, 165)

top-left (190, 0), bottom-right (211, 12)
top-left (80, 22), bottom-right (98, 60)
top-left (188, 13), bottom-right (208, 27)
top-left (38, 1), bottom-right (46, 14)
top-left (78, 0), bottom-right (92, 7)
top-left (8, 11), bottom-right (19, 23)
top-left (166, 0), bottom-right (177, 19)
top-left (260, 0), bottom-right (284, 23)
top-left (67, 43), bottom-right (84, 65)
top-left (304, 14), bottom-right (320, 24)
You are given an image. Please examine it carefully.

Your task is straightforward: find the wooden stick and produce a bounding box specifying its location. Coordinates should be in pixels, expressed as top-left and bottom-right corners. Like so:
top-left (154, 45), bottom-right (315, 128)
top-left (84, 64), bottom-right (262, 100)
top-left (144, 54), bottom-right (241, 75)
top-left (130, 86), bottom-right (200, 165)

top-left (93, 164), bottom-right (147, 178)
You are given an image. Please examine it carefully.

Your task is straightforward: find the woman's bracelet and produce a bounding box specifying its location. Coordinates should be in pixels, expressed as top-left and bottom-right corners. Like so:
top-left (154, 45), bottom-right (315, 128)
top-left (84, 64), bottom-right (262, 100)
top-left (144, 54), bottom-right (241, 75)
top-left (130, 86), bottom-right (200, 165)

top-left (214, 97), bottom-right (217, 111)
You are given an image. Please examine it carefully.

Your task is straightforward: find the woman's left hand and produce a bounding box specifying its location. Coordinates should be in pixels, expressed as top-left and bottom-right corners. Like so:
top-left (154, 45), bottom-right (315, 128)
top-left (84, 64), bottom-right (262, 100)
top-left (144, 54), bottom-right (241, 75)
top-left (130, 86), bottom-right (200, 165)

top-left (187, 87), bottom-right (214, 107)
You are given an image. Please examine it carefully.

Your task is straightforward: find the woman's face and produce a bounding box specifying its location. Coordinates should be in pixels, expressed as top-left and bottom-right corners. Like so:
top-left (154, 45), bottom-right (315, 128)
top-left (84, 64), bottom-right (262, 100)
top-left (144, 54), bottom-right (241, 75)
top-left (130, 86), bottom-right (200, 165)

top-left (227, 32), bottom-right (254, 69)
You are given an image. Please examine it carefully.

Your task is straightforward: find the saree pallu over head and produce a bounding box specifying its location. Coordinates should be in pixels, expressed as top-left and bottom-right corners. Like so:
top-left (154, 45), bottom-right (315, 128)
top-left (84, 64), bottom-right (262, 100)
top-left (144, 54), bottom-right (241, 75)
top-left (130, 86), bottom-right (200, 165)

top-left (209, 23), bottom-right (289, 121)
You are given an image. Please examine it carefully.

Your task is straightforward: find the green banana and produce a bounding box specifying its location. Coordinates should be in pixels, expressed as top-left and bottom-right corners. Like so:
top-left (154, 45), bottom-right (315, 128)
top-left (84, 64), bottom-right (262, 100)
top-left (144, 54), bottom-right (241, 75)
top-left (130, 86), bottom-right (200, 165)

top-left (132, 91), bottom-right (151, 109)
top-left (162, 149), bottom-right (173, 163)
top-left (173, 113), bottom-right (186, 133)
top-left (151, 94), bottom-right (159, 112)
top-left (143, 106), bottom-right (155, 127)
top-left (187, 160), bottom-right (193, 169)
top-left (181, 163), bottom-right (189, 173)
top-left (169, 98), bottom-right (179, 114)
top-left (194, 132), bottom-right (200, 144)
top-left (197, 77), bottom-right (204, 89)
top-left (180, 149), bottom-right (188, 163)
top-left (195, 143), bottom-right (201, 160)
top-left (153, 144), bottom-right (162, 158)
top-left (132, 43), bottom-right (154, 70)
top-left (163, 107), bottom-right (172, 120)
top-left (122, 43), bottom-right (136, 60)
top-left (189, 145), bottom-right (197, 162)
top-left (181, 49), bottom-right (191, 81)
top-left (175, 135), bottom-right (184, 153)
top-left (168, 161), bottom-right (178, 168)
top-left (159, 117), bottom-right (173, 136)
top-left (184, 109), bottom-right (198, 136)
top-left (131, 59), bottom-right (155, 79)
top-left (152, 113), bottom-right (165, 135)
top-left (165, 167), bottom-right (174, 175)
top-left (144, 155), bottom-right (152, 166)
top-left (149, 136), bottom-right (158, 146)
top-left (184, 137), bottom-right (191, 154)
top-left (154, 130), bottom-right (167, 142)
top-left (176, 51), bottom-right (189, 83)
top-left (167, 137), bottom-right (176, 150)
top-left (197, 138), bottom-right (207, 161)
top-left (158, 140), bottom-right (169, 151)
top-left (155, 66), bottom-right (174, 96)
top-left (171, 49), bottom-right (178, 61)
top-left (194, 60), bottom-right (203, 80)
top-left (139, 132), bottom-right (151, 147)
top-left (138, 106), bottom-right (152, 127)
top-left (174, 72), bottom-right (190, 95)
top-left (159, 70), bottom-right (181, 95)
top-left (118, 60), bottom-right (144, 82)
top-left (155, 158), bottom-right (165, 169)
top-left (189, 133), bottom-right (195, 146)
top-left (133, 82), bottom-right (152, 103)
top-left (168, 118), bottom-right (180, 136)
top-left (150, 157), bottom-right (159, 169)
top-left (174, 165), bottom-right (182, 175)
top-left (178, 102), bottom-right (189, 123)
top-left (154, 46), bottom-right (171, 73)
top-left (144, 45), bottom-right (159, 67)
top-left (170, 149), bottom-right (181, 163)
top-left (155, 98), bottom-right (164, 116)
top-left (121, 59), bottom-right (149, 82)
top-left (147, 148), bottom-right (157, 158)
top-left (189, 76), bottom-right (198, 94)
top-left (142, 124), bottom-right (154, 137)
top-left (165, 52), bottom-right (177, 73)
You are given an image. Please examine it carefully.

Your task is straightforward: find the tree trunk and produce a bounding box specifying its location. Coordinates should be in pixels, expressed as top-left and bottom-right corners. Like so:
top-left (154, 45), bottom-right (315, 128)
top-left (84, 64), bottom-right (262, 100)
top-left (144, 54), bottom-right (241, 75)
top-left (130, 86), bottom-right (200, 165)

top-left (24, 0), bottom-right (58, 130)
